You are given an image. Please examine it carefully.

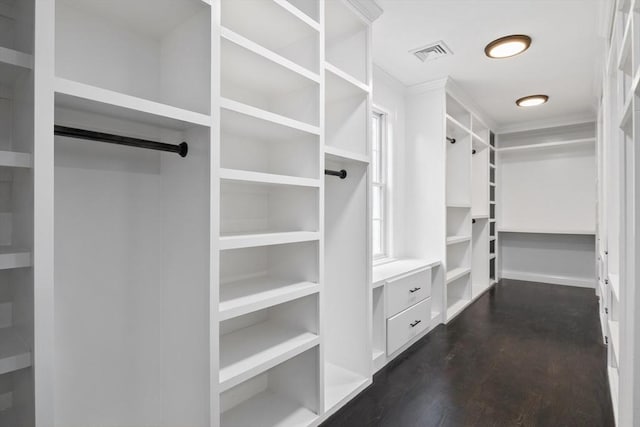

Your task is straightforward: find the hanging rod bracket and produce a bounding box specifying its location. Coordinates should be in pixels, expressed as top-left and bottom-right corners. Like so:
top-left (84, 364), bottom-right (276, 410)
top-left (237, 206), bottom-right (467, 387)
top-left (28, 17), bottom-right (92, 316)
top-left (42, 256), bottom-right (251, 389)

top-left (447, 137), bottom-right (456, 144)
top-left (325, 169), bottom-right (347, 179)
top-left (54, 125), bottom-right (189, 158)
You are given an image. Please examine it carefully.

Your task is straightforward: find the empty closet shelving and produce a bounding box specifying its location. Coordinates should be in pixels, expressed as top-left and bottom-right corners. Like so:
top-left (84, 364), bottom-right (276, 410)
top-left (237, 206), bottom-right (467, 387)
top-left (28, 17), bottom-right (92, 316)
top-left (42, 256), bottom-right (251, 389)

top-left (0, 0), bottom-right (35, 423)
top-left (56, 0), bottom-right (211, 115)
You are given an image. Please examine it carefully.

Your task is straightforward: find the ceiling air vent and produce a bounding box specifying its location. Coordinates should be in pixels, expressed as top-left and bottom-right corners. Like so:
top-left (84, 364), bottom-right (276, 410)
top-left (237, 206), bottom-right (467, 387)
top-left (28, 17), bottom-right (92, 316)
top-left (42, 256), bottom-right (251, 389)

top-left (410, 41), bottom-right (453, 62)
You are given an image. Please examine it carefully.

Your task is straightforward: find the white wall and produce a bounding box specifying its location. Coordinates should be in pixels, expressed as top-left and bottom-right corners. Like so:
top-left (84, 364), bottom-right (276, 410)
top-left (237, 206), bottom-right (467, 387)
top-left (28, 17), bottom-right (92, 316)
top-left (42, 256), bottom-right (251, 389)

top-left (372, 65), bottom-right (406, 259)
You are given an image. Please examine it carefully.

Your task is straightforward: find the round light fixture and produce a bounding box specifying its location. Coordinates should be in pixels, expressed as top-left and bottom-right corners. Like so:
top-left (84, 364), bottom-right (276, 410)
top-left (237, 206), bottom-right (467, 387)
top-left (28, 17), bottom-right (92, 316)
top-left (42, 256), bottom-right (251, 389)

top-left (485, 35), bottom-right (532, 58)
top-left (516, 95), bottom-right (549, 107)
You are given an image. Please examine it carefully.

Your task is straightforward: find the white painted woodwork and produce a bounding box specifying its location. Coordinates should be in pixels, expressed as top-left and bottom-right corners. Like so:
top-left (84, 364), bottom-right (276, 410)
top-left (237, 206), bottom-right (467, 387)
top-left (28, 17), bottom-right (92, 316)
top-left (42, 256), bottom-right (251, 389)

top-left (386, 268), bottom-right (431, 317)
top-left (386, 298), bottom-right (430, 355)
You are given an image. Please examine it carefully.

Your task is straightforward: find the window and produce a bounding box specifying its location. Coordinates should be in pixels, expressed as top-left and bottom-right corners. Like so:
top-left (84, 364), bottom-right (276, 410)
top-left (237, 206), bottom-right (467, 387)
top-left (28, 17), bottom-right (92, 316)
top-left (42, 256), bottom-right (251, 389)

top-left (372, 110), bottom-right (387, 259)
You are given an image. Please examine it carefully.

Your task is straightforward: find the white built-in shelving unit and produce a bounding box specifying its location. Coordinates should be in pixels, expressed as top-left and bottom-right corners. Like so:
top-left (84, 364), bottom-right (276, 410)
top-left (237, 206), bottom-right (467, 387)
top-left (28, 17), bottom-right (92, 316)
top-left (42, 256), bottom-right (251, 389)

top-left (597, 0), bottom-right (640, 424)
top-left (23, 0), bottom-right (383, 426)
top-left (404, 78), bottom-right (496, 327)
top-left (495, 123), bottom-right (597, 288)
top-left (0, 0), bottom-right (35, 424)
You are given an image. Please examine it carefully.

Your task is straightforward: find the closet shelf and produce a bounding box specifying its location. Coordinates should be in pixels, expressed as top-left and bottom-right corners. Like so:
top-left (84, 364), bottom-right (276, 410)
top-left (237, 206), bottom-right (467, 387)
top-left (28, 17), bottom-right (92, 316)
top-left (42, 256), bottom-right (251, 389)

top-left (446, 267), bottom-right (471, 284)
top-left (472, 214), bottom-right (489, 220)
top-left (0, 327), bottom-right (31, 375)
top-left (219, 321), bottom-right (319, 391)
top-left (272, 0), bottom-right (320, 30)
top-left (0, 250), bottom-right (31, 270)
top-left (446, 235), bottom-right (472, 245)
top-left (0, 47), bottom-right (32, 85)
top-left (490, 183), bottom-right (496, 187)
top-left (325, 363), bottom-right (369, 412)
top-left (220, 169), bottom-right (320, 188)
top-left (446, 114), bottom-right (472, 136)
top-left (219, 277), bottom-right (319, 321)
top-left (496, 138), bottom-right (595, 153)
top-left (490, 164), bottom-right (496, 169)
top-left (221, 27), bottom-right (320, 85)
top-left (324, 146), bottom-right (370, 164)
top-left (54, 78), bottom-right (211, 130)
top-left (446, 203), bottom-right (471, 209)
top-left (609, 319), bottom-right (619, 364)
top-left (497, 227), bottom-right (596, 235)
top-left (325, 61), bottom-right (370, 98)
top-left (490, 254), bottom-right (496, 260)
top-left (372, 258), bottom-right (439, 287)
top-left (472, 133), bottom-right (488, 146)
top-left (219, 231), bottom-right (320, 250)
top-left (0, 151), bottom-right (31, 168)
top-left (221, 389), bottom-right (318, 427)
top-left (220, 97), bottom-right (320, 135)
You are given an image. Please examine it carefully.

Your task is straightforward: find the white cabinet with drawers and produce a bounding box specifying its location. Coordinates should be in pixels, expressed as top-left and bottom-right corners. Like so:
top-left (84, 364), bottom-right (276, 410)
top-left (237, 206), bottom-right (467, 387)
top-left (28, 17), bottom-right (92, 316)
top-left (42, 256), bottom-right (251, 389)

top-left (371, 258), bottom-right (442, 372)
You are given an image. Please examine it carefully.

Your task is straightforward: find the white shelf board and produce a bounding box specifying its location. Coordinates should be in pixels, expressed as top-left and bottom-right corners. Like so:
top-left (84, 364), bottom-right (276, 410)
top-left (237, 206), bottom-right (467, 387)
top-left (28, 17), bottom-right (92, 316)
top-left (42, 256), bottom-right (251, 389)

top-left (447, 203), bottom-right (472, 209)
top-left (324, 362), bottom-right (369, 412)
top-left (55, 78), bottom-right (211, 130)
top-left (446, 267), bottom-right (471, 284)
top-left (490, 254), bottom-right (496, 260)
top-left (0, 250), bottom-right (31, 270)
top-left (219, 321), bottom-right (319, 391)
top-left (220, 97), bottom-right (320, 135)
top-left (0, 47), bottom-right (32, 86)
top-left (0, 151), bottom-right (31, 168)
top-left (490, 183), bottom-right (496, 187)
top-left (219, 231), bottom-right (320, 250)
top-left (324, 146), bottom-right (370, 164)
top-left (446, 114), bottom-right (472, 136)
top-left (472, 132), bottom-right (488, 146)
top-left (221, 27), bottom-right (320, 84)
top-left (221, 389), bottom-right (318, 427)
top-left (490, 237), bottom-right (496, 241)
top-left (446, 297), bottom-right (470, 321)
top-left (0, 328), bottom-right (31, 375)
top-left (609, 319), bottom-right (620, 364)
top-left (609, 273), bottom-right (620, 302)
top-left (325, 61), bottom-right (370, 101)
top-left (372, 258), bottom-right (440, 287)
top-left (219, 277), bottom-right (319, 321)
top-left (472, 214), bottom-right (489, 220)
top-left (497, 227), bottom-right (596, 235)
top-left (496, 138), bottom-right (595, 153)
top-left (446, 235), bottom-right (472, 245)
top-left (490, 163), bottom-right (496, 169)
top-left (272, 0), bottom-right (320, 30)
top-left (372, 348), bottom-right (385, 362)
top-left (220, 169), bottom-right (320, 188)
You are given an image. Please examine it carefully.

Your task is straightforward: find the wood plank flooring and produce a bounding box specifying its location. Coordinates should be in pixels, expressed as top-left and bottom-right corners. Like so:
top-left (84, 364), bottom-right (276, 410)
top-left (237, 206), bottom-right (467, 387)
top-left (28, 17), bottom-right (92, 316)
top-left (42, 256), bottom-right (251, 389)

top-left (321, 279), bottom-right (614, 427)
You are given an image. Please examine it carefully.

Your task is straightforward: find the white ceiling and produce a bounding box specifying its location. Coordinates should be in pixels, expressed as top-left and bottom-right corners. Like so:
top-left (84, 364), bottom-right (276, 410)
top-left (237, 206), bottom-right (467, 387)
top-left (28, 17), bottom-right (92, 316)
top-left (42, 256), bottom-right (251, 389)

top-left (372, 0), bottom-right (607, 131)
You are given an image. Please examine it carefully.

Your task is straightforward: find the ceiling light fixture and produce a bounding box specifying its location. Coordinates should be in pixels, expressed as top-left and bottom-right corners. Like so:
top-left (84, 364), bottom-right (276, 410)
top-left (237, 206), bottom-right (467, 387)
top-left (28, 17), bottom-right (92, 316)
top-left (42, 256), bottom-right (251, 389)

top-left (516, 95), bottom-right (549, 107)
top-left (485, 35), bottom-right (532, 58)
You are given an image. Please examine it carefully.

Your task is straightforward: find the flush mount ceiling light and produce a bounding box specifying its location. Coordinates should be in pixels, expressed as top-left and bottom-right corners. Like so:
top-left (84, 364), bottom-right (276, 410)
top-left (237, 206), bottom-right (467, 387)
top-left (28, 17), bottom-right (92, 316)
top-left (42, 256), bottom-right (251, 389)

top-left (485, 35), bottom-right (532, 58)
top-left (516, 95), bottom-right (549, 107)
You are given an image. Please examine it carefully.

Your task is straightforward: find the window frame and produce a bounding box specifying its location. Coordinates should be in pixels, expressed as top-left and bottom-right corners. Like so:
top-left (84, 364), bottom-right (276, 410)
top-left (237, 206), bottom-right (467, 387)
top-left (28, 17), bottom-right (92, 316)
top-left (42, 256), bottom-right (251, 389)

top-left (372, 107), bottom-right (389, 261)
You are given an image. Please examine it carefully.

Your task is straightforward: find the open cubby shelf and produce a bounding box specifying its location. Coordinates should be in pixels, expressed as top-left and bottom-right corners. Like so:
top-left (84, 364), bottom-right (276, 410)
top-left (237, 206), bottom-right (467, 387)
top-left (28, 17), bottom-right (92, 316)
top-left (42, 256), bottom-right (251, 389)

top-left (221, 0), bottom-right (320, 73)
top-left (325, 0), bottom-right (368, 85)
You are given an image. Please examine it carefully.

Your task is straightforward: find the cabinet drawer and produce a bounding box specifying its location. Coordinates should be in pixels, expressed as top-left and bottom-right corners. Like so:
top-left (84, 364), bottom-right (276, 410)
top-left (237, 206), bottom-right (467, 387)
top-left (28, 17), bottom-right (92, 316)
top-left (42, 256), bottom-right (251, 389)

top-left (387, 298), bottom-right (430, 355)
top-left (386, 268), bottom-right (431, 317)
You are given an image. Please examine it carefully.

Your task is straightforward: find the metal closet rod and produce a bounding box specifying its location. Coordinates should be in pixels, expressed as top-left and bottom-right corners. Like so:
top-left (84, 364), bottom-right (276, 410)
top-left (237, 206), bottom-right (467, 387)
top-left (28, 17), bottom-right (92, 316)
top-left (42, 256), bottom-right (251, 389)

top-left (447, 136), bottom-right (456, 144)
top-left (325, 169), bottom-right (347, 179)
top-left (54, 125), bottom-right (189, 158)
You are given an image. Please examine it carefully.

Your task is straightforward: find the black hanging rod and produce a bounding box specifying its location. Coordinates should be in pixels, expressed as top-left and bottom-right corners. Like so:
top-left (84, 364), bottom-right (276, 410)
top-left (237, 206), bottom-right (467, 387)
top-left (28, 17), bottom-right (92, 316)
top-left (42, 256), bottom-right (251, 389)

top-left (447, 136), bottom-right (456, 144)
top-left (325, 169), bottom-right (347, 179)
top-left (54, 125), bottom-right (189, 158)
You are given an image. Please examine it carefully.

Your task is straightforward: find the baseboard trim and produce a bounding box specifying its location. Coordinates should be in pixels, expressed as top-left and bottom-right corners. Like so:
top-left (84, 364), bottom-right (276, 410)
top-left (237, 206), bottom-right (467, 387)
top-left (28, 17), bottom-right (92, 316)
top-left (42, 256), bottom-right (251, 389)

top-left (501, 271), bottom-right (595, 288)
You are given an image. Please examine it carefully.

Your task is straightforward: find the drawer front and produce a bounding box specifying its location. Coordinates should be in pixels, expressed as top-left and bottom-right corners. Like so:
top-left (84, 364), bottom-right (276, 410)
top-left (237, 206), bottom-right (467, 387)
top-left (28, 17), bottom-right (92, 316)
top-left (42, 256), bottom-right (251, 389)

top-left (387, 298), bottom-right (430, 355)
top-left (386, 268), bottom-right (431, 317)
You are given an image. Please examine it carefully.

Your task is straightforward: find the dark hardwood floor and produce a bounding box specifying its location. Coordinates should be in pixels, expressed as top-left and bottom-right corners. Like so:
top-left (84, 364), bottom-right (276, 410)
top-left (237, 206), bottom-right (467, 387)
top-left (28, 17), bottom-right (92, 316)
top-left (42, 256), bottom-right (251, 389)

top-left (322, 279), bottom-right (614, 427)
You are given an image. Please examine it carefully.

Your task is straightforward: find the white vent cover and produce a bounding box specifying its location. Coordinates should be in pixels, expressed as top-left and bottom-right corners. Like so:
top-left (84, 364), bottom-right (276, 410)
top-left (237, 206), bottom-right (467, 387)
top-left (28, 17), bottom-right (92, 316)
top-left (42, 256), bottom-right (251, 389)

top-left (410, 41), bottom-right (453, 62)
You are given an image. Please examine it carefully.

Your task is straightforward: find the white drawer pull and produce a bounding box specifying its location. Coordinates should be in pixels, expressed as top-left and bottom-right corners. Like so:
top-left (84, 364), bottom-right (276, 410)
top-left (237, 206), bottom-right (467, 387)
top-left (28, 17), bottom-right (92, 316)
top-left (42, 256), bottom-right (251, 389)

top-left (410, 320), bottom-right (421, 327)
top-left (409, 287), bottom-right (421, 293)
